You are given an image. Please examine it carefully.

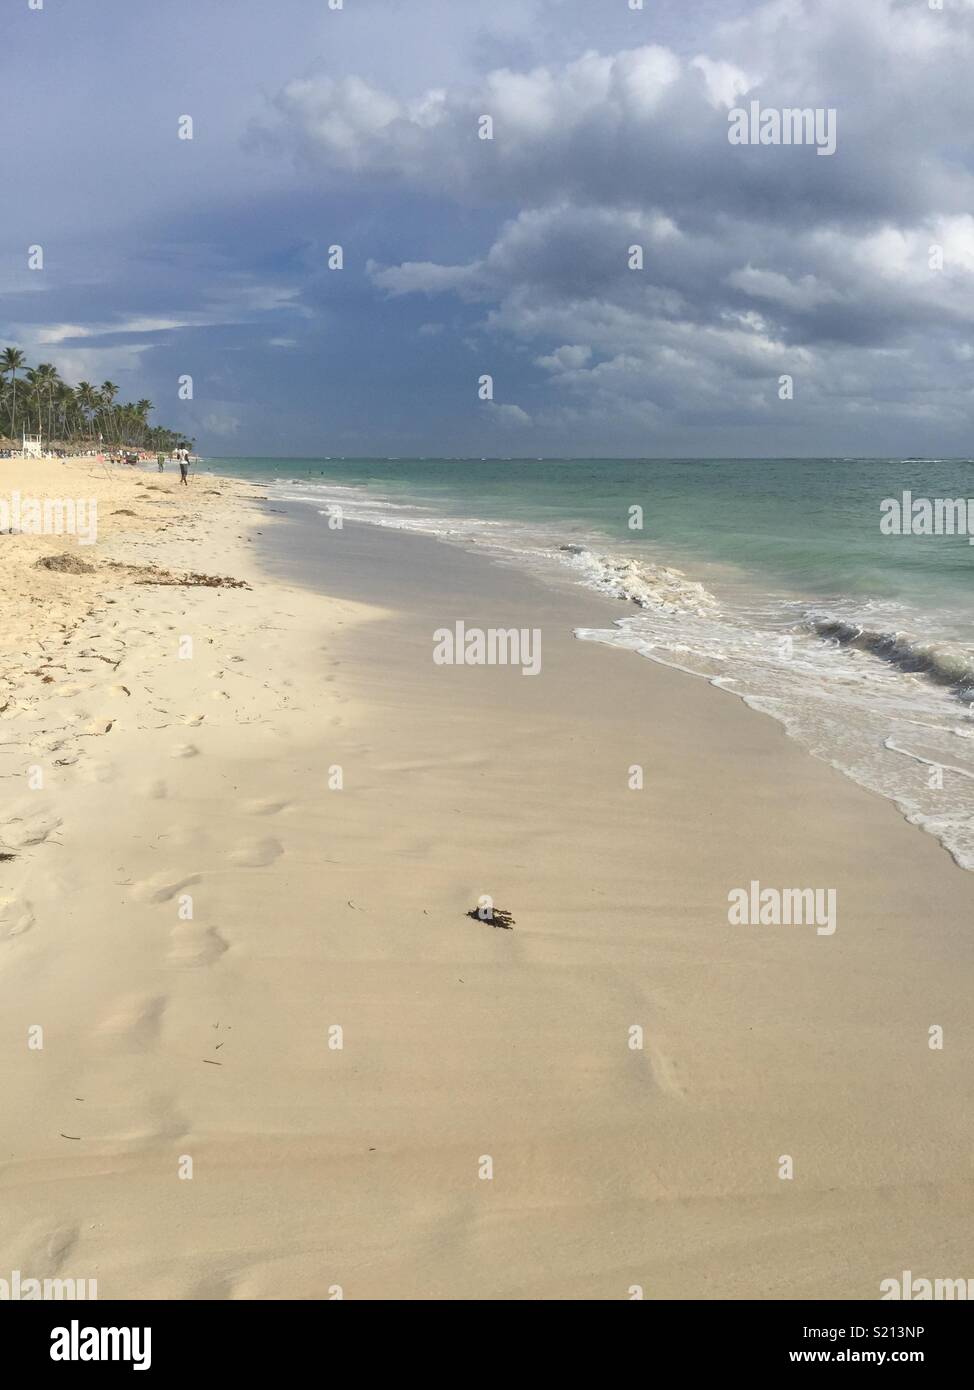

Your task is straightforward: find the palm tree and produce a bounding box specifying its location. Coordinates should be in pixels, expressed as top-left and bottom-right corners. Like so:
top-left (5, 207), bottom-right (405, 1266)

top-left (135, 398), bottom-right (153, 445)
top-left (1, 346), bottom-right (26, 439)
top-left (99, 381), bottom-right (119, 444)
top-left (0, 342), bottom-right (180, 451)
top-left (33, 363), bottom-right (61, 441)
top-left (54, 382), bottom-right (76, 442)
top-left (24, 368), bottom-right (43, 434)
top-left (75, 382), bottom-right (97, 440)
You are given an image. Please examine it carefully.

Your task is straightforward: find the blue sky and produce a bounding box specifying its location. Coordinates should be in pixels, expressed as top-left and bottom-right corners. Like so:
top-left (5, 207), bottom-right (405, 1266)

top-left (4, 0), bottom-right (974, 456)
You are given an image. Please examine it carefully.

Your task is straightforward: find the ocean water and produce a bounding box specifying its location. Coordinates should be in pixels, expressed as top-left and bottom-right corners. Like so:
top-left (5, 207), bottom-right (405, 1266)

top-left (206, 456), bottom-right (974, 869)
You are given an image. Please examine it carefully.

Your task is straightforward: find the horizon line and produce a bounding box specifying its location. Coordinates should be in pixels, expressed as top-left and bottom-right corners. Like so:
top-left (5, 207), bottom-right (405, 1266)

top-left (203, 454), bottom-right (972, 464)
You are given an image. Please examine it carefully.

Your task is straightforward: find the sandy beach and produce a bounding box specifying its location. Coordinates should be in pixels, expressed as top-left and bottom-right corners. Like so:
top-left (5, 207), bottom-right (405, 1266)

top-left (2, 454), bottom-right (973, 1301)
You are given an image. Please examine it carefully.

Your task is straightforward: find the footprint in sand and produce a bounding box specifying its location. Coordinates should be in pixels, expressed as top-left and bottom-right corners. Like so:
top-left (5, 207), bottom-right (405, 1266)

top-left (81, 718), bottom-right (114, 737)
top-left (228, 837), bottom-right (282, 868)
top-left (646, 1043), bottom-right (688, 1100)
top-left (0, 897), bottom-right (35, 940)
top-left (94, 993), bottom-right (166, 1049)
top-left (7, 1220), bottom-right (79, 1276)
top-left (142, 779), bottom-right (168, 799)
top-left (240, 798), bottom-right (290, 817)
top-left (31, 735), bottom-right (70, 754)
top-left (132, 872), bottom-right (201, 904)
top-left (187, 1272), bottom-right (240, 1300)
top-left (1, 813), bottom-right (62, 849)
top-left (112, 1092), bottom-right (189, 1145)
top-left (169, 743), bottom-right (199, 758)
top-left (167, 923), bottom-right (229, 968)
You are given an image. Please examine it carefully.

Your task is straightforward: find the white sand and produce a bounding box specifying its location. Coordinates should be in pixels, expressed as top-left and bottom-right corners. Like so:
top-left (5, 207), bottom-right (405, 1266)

top-left (2, 456), bottom-right (973, 1299)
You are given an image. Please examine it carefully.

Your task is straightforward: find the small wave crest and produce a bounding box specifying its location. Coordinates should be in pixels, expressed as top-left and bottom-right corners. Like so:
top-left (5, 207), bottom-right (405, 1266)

top-left (809, 616), bottom-right (974, 702)
top-left (558, 546), bottom-right (718, 616)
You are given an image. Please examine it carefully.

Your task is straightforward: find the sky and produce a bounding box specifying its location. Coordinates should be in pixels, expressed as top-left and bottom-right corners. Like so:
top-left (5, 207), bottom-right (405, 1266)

top-left (3, 0), bottom-right (974, 457)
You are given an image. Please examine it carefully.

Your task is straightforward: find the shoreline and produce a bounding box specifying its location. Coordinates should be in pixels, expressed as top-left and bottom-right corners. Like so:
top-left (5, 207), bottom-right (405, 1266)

top-left (253, 482), bottom-right (974, 877)
top-left (2, 456), bottom-right (974, 1298)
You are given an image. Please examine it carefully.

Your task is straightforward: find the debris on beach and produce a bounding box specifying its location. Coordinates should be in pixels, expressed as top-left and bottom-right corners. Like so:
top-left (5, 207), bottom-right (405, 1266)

top-left (466, 906), bottom-right (515, 929)
top-left (34, 553), bottom-right (96, 575)
top-left (105, 561), bottom-right (250, 589)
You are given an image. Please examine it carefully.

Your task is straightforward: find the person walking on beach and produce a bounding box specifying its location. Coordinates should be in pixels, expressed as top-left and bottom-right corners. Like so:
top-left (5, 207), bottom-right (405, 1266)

top-left (178, 449), bottom-right (190, 485)
top-left (157, 452), bottom-right (165, 471)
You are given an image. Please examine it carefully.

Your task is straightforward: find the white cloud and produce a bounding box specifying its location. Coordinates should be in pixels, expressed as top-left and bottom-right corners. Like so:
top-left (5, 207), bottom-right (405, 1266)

top-left (690, 55), bottom-right (755, 109)
top-left (536, 344), bottom-right (592, 371)
top-left (484, 401), bottom-right (532, 427)
top-left (726, 266), bottom-right (840, 311)
top-left (35, 317), bottom-right (192, 343)
top-left (368, 259), bottom-right (484, 297)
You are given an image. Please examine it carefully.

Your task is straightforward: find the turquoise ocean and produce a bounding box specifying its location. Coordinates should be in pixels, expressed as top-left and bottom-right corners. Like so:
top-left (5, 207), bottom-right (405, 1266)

top-left (205, 456), bottom-right (974, 869)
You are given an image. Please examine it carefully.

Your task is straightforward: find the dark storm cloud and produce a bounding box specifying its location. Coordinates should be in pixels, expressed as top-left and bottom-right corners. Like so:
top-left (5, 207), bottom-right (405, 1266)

top-left (5, 0), bottom-right (974, 455)
top-left (257, 0), bottom-right (974, 453)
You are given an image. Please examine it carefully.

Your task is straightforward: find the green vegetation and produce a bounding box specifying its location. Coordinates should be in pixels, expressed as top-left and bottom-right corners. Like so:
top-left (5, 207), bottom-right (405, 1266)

top-left (1, 346), bottom-right (191, 452)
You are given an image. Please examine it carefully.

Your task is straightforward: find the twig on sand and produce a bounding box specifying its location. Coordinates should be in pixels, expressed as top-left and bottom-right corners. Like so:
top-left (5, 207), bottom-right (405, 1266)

top-left (466, 906), bottom-right (515, 930)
